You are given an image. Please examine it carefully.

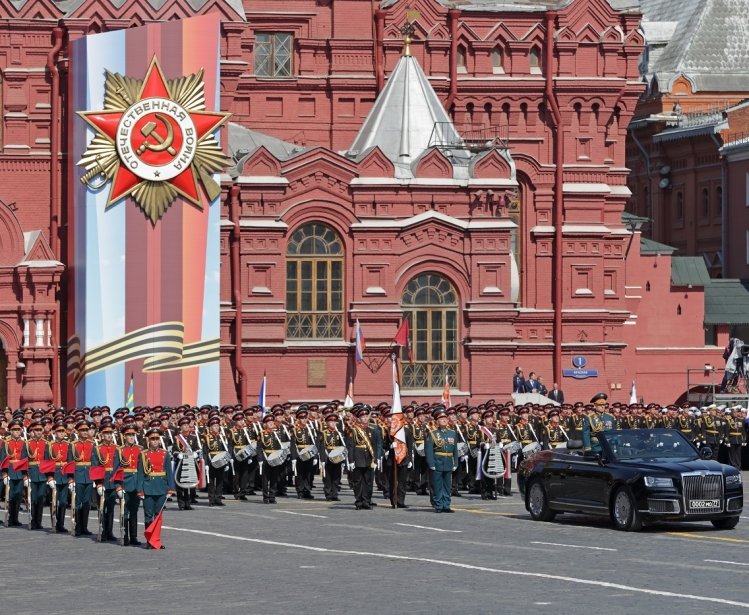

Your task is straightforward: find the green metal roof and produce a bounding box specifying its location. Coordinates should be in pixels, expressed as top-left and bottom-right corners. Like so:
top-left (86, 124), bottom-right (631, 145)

top-left (640, 236), bottom-right (677, 255)
top-left (704, 279), bottom-right (749, 325)
top-left (671, 256), bottom-right (711, 287)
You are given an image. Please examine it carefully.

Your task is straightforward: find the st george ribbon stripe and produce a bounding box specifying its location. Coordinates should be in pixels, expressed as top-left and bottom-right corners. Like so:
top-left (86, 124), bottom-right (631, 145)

top-left (67, 322), bottom-right (219, 382)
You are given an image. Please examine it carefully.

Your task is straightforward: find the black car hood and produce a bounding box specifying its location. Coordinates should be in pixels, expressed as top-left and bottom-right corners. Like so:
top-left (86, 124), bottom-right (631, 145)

top-left (615, 459), bottom-right (727, 474)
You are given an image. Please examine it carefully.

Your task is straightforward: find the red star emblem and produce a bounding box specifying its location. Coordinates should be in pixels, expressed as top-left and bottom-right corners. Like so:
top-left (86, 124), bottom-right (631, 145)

top-left (79, 57), bottom-right (229, 214)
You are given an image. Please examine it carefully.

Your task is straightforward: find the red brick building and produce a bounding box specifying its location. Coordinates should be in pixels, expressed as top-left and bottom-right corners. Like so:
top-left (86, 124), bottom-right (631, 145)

top-left (0, 0), bottom-right (724, 409)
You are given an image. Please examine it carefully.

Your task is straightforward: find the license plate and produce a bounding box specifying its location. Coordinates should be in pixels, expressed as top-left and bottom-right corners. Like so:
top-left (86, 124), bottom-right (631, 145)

top-left (690, 499), bottom-right (719, 509)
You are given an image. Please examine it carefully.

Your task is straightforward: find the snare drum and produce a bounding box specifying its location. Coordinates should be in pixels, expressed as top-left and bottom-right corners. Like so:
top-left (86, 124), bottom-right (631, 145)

top-left (234, 443), bottom-right (256, 462)
top-left (297, 445), bottom-right (318, 462)
top-left (521, 442), bottom-right (541, 459)
top-left (326, 446), bottom-right (347, 464)
top-left (210, 451), bottom-right (231, 469)
top-left (266, 448), bottom-right (289, 467)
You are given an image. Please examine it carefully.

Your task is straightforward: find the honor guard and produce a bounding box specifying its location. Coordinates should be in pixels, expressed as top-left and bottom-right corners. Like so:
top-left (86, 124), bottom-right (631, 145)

top-left (67, 421), bottom-right (97, 536)
top-left (49, 423), bottom-right (71, 532)
top-left (1, 419), bottom-right (29, 527)
top-left (91, 424), bottom-right (123, 542)
top-left (119, 425), bottom-right (143, 545)
top-left (464, 409), bottom-right (482, 494)
top-left (26, 421), bottom-right (54, 530)
top-left (137, 428), bottom-right (175, 549)
top-left (425, 407), bottom-right (459, 513)
top-left (407, 409), bottom-right (430, 495)
top-left (479, 409), bottom-right (500, 500)
top-left (725, 406), bottom-right (747, 470)
top-left (229, 412), bottom-right (254, 500)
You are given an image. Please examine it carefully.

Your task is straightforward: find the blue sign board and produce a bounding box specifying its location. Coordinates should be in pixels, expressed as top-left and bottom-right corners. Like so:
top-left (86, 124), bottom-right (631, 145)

top-left (562, 368), bottom-right (599, 380)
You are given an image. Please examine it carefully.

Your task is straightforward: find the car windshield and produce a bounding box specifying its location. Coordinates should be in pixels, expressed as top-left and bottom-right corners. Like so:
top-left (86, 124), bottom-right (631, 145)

top-left (599, 429), bottom-right (700, 462)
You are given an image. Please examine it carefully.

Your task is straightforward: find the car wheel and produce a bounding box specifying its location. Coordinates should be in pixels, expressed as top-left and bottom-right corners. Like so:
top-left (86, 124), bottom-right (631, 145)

top-left (527, 480), bottom-right (556, 522)
top-left (611, 487), bottom-right (642, 532)
top-left (711, 517), bottom-right (740, 530)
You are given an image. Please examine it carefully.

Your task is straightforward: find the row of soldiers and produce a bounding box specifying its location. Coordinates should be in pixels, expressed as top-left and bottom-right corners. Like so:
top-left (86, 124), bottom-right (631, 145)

top-left (1, 397), bottom-right (747, 535)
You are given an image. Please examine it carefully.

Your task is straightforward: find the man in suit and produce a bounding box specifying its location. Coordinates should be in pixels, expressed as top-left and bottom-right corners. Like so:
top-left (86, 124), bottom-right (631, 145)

top-left (524, 371), bottom-right (540, 393)
top-left (512, 367), bottom-right (525, 394)
top-left (548, 383), bottom-right (564, 403)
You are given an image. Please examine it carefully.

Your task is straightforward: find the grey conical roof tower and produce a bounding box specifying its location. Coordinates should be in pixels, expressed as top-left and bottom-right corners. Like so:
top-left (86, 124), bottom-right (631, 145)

top-left (347, 42), bottom-right (461, 176)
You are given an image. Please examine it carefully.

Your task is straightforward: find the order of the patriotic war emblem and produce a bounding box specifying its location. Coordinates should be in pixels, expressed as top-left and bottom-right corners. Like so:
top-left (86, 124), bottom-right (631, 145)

top-left (77, 56), bottom-right (230, 224)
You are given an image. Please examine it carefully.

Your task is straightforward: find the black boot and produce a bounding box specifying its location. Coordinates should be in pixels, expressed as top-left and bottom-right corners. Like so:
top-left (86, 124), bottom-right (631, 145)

top-left (123, 520), bottom-right (130, 546)
top-left (80, 507), bottom-right (93, 536)
top-left (129, 517), bottom-right (141, 546)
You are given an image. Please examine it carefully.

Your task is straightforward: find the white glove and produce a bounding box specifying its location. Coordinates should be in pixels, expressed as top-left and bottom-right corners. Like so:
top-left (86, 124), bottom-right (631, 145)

top-left (193, 451), bottom-right (201, 459)
top-left (453, 465), bottom-right (458, 472)
top-left (68, 482), bottom-right (75, 492)
top-left (116, 489), bottom-right (124, 500)
top-left (23, 479), bottom-right (29, 488)
top-left (407, 462), bottom-right (413, 469)
top-left (726, 443), bottom-right (731, 448)
top-left (2, 476), bottom-right (8, 486)
top-left (47, 480), bottom-right (56, 490)
top-left (460, 455), bottom-right (468, 462)
top-left (97, 485), bottom-right (104, 497)
top-left (139, 494), bottom-right (145, 500)
top-left (347, 463), bottom-right (355, 472)
top-left (483, 443), bottom-right (490, 450)
top-left (312, 458), bottom-right (318, 466)
top-left (429, 466), bottom-right (436, 471)
top-left (390, 442), bottom-right (397, 450)
top-left (292, 460), bottom-right (297, 472)
top-left (177, 453), bottom-right (184, 460)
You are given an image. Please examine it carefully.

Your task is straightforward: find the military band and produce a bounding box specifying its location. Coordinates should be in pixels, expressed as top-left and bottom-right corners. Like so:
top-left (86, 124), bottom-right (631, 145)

top-left (0, 395), bottom-right (747, 544)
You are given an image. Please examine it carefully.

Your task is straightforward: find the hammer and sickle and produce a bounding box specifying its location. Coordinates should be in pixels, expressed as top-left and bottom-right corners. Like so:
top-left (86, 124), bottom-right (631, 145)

top-left (136, 113), bottom-right (177, 156)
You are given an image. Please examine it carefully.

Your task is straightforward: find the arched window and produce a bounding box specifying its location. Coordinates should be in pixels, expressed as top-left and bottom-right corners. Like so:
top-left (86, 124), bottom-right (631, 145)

top-left (286, 223), bottom-right (344, 339)
top-left (491, 46), bottom-right (504, 73)
top-left (529, 46), bottom-right (542, 73)
top-left (457, 44), bottom-right (467, 73)
top-left (401, 273), bottom-right (459, 389)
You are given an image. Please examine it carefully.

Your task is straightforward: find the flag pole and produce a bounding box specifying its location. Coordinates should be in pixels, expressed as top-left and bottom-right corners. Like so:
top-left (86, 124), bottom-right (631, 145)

top-left (392, 352), bottom-right (398, 510)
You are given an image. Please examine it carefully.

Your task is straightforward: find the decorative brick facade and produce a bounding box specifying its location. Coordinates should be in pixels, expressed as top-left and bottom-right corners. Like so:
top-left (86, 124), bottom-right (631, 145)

top-left (0, 0), bottom-right (723, 408)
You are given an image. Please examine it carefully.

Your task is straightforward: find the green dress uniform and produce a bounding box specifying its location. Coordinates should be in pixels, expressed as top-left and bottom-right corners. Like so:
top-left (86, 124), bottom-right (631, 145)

top-left (425, 420), bottom-right (460, 513)
top-left (26, 434), bottom-right (52, 530)
top-left (582, 412), bottom-right (618, 452)
top-left (136, 446), bottom-right (175, 537)
top-left (1, 428), bottom-right (29, 527)
top-left (67, 436), bottom-right (96, 536)
top-left (91, 441), bottom-right (122, 541)
top-left (118, 440), bottom-right (143, 545)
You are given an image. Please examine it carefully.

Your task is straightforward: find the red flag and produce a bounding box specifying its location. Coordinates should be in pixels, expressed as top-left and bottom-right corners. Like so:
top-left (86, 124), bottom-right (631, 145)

top-left (89, 465), bottom-right (106, 481)
top-left (39, 459), bottom-right (56, 474)
top-left (12, 457), bottom-right (29, 472)
top-left (62, 461), bottom-right (75, 475)
top-left (111, 468), bottom-right (124, 482)
top-left (144, 511), bottom-right (164, 549)
top-left (393, 318), bottom-right (413, 364)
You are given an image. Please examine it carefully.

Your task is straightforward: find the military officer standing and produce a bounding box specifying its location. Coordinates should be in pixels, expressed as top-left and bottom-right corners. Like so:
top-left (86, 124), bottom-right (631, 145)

top-left (91, 424), bottom-right (123, 542)
top-left (202, 416), bottom-right (229, 506)
top-left (118, 425), bottom-right (143, 545)
top-left (172, 417), bottom-right (200, 510)
top-left (290, 409), bottom-right (317, 500)
top-left (49, 423), bottom-right (71, 532)
top-left (26, 421), bottom-right (53, 530)
top-left (68, 421), bottom-right (95, 537)
top-left (1, 419), bottom-right (29, 527)
top-left (582, 393), bottom-right (617, 453)
top-left (258, 413), bottom-right (285, 504)
top-left (725, 406), bottom-right (747, 470)
top-left (137, 428), bottom-right (175, 549)
top-left (425, 407), bottom-right (459, 513)
top-left (345, 406), bottom-right (381, 510)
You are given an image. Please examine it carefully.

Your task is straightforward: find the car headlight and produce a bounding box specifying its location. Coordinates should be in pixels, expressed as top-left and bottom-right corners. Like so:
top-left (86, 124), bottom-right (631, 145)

top-left (644, 476), bottom-right (674, 488)
top-left (726, 474), bottom-right (742, 486)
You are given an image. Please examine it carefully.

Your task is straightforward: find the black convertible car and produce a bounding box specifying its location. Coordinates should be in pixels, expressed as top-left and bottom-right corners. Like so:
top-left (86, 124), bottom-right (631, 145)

top-left (519, 429), bottom-right (743, 531)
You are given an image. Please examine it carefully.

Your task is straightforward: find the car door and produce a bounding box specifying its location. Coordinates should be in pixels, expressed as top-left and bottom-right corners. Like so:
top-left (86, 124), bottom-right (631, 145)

top-left (561, 456), bottom-right (609, 512)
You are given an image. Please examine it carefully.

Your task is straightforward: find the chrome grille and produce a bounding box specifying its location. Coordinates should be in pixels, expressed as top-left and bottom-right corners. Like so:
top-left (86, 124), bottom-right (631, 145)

top-left (682, 473), bottom-right (724, 514)
top-left (647, 499), bottom-right (679, 514)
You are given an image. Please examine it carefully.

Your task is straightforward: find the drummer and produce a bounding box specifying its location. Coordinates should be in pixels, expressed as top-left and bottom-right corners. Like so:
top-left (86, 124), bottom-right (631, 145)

top-left (258, 413), bottom-right (285, 504)
top-left (290, 409), bottom-right (317, 500)
top-left (202, 416), bottom-right (229, 507)
top-left (319, 412), bottom-right (346, 501)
